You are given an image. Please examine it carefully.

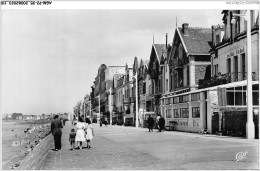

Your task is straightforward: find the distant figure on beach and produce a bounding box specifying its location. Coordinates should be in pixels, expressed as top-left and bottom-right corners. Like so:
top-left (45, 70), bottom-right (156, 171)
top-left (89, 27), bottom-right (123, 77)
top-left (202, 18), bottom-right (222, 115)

top-left (51, 115), bottom-right (63, 151)
top-left (75, 116), bottom-right (86, 149)
top-left (147, 115), bottom-right (154, 132)
top-left (69, 129), bottom-right (76, 150)
top-left (85, 118), bottom-right (94, 149)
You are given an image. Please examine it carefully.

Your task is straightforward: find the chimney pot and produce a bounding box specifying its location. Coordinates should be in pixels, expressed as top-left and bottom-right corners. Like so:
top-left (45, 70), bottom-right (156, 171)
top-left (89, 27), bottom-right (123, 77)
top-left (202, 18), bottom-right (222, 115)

top-left (182, 23), bottom-right (189, 36)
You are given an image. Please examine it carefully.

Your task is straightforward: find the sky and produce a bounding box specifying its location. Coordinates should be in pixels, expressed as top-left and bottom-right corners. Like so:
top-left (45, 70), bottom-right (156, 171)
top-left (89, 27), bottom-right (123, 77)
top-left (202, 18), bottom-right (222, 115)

top-left (1, 8), bottom-right (224, 115)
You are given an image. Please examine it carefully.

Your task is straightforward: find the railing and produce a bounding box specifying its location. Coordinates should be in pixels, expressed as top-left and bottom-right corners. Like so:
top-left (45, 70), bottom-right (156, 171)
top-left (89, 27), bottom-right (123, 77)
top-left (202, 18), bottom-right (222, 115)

top-left (199, 72), bottom-right (258, 89)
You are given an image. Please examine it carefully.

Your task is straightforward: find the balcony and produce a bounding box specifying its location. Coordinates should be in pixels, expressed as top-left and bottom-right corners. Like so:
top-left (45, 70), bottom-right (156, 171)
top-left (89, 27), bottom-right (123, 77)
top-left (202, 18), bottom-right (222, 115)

top-left (199, 72), bottom-right (258, 89)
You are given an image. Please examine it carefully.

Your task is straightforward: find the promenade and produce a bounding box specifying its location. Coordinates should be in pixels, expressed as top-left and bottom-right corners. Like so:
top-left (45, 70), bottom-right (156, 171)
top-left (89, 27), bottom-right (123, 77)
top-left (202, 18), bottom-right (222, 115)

top-left (41, 122), bottom-right (259, 170)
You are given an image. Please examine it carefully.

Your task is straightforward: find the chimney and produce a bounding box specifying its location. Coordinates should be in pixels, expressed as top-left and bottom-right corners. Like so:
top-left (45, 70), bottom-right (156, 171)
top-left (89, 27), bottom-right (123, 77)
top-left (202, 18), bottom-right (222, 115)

top-left (182, 23), bottom-right (189, 36)
top-left (166, 33), bottom-right (168, 49)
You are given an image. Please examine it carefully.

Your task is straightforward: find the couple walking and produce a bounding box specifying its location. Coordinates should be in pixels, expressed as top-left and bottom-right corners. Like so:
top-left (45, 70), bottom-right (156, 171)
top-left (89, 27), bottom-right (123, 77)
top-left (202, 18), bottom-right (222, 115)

top-left (70, 116), bottom-right (94, 150)
top-left (147, 114), bottom-right (165, 132)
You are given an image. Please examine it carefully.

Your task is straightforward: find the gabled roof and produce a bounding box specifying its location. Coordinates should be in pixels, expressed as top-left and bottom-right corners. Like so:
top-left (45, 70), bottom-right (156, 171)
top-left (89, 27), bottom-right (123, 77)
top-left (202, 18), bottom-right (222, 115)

top-left (177, 27), bottom-right (212, 54)
top-left (153, 44), bottom-right (167, 62)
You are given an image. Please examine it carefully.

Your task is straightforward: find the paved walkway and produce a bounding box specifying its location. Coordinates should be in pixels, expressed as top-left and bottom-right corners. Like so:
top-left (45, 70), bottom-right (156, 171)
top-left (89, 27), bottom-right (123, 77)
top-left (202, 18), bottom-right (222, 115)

top-left (41, 122), bottom-right (259, 170)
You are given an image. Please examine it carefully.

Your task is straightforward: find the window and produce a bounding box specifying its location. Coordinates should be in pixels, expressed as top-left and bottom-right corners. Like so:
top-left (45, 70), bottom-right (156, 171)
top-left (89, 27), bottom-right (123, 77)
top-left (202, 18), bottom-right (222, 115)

top-left (180, 108), bottom-right (189, 118)
top-left (179, 44), bottom-right (183, 59)
top-left (182, 95), bottom-right (189, 102)
top-left (241, 54), bottom-right (246, 80)
top-left (165, 98), bottom-right (169, 105)
top-left (174, 109), bottom-right (180, 118)
top-left (234, 56), bottom-right (238, 81)
top-left (226, 86), bottom-right (247, 106)
top-left (166, 109), bottom-right (172, 118)
top-left (227, 58), bottom-right (231, 74)
top-left (187, 66), bottom-right (189, 86)
top-left (143, 82), bottom-right (146, 94)
top-left (173, 97), bottom-right (178, 104)
top-left (170, 98), bottom-right (173, 104)
top-left (184, 95), bottom-right (189, 102)
top-left (192, 107), bottom-right (200, 118)
top-left (179, 96), bottom-right (183, 103)
top-left (214, 64), bottom-right (218, 76)
top-left (253, 85), bottom-right (259, 106)
top-left (191, 93), bottom-right (200, 101)
top-left (166, 79), bottom-right (168, 91)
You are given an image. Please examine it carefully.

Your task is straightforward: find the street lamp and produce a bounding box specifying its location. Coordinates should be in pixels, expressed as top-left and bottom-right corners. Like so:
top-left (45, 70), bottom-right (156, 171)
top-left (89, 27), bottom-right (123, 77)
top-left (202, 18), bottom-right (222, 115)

top-left (231, 10), bottom-right (255, 139)
top-left (133, 74), bottom-right (139, 128)
top-left (109, 87), bottom-right (112, 125)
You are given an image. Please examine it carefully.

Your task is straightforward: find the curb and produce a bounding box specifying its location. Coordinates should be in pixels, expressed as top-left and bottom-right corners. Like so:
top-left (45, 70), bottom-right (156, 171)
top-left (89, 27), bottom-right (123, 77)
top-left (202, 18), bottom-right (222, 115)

top-left (18, 134), bottom-right (52, 170)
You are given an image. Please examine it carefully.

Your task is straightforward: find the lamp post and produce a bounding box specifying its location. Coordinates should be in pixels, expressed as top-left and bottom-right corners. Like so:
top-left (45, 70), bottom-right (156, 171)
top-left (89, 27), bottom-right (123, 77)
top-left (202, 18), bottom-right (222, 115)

top-left (99, 95), bottom-right (101, 120)
top-left (134, 74), bottom-right (139, 128)
top-left (109, 87), bottom-right (112, 125)
top-left (231, 10), bottom-right (255, 139)
top-left (89, 97), bottom-right (91, 119)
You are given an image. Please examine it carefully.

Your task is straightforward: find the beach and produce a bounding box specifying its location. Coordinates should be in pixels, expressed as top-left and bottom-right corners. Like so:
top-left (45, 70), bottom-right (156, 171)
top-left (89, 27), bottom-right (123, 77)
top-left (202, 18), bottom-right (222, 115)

top-left (2, 119), bottom-right (51, 170)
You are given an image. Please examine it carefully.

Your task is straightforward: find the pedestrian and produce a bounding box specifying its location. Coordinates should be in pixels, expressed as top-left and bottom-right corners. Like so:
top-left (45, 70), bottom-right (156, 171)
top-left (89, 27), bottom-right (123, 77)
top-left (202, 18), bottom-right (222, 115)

top-left (156, 115), bottom-right (161, 131)
top-left (158, 116), bottom-right (165, 132)
top-left (147, 115), bottom-right (154, 132)
top-left (85, 118), bottom-right (94, 149)
top-left (69, 129), bottom-right (76, 150)
top-left (51, 115), bottom-right (63, 151)
top-left (104, 117), bottom-right (108, 126)
top-left (75, 116), bottom-right (86, 149)
top-left (99, 119), bottom-right (102, 127)
top-left (85, 117), bottom-right (91, 124)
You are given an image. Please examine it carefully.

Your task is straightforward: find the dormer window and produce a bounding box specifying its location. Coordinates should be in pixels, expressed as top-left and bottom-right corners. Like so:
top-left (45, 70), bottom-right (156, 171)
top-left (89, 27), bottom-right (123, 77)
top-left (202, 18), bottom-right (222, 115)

top-left (179, 44), bottom-right (183, 59)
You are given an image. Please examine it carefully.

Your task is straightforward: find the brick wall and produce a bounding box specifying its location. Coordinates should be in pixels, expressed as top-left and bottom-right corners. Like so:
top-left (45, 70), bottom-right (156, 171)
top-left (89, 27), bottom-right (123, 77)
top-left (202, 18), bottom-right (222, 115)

top-left (195, 65), bottom-right (207, 85)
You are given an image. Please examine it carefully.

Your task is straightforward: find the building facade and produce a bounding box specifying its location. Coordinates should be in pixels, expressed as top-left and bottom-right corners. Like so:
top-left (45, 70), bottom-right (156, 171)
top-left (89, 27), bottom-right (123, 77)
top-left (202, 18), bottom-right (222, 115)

top-left (162, 23), bottom-right (213, 132)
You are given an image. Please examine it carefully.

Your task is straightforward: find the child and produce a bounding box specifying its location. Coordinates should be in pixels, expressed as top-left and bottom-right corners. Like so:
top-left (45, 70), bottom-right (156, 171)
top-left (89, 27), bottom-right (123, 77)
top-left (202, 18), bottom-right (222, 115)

top-left (69, 129), bottom-right (76, 150)
top-left (85, 119), bottom-right (94, 149)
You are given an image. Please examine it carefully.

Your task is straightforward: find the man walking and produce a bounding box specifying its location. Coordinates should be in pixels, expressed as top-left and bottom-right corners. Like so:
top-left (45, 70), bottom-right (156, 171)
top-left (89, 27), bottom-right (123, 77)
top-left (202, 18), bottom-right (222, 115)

top-left (51, 115), bottom-right (63, 151)
top-left (147, 115), bottom-right (154, 132)
top-left (158, 116), bottom-right (165, 132)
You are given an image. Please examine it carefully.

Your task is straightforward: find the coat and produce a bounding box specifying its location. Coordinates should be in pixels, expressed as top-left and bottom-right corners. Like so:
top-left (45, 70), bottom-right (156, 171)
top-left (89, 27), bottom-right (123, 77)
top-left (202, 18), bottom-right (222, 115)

top-left (147, 117), bottom-right (154, 125)
top-left (51, 119), bottom-right (63, 135)
top-left (158, 117), bottom-right (165, 126)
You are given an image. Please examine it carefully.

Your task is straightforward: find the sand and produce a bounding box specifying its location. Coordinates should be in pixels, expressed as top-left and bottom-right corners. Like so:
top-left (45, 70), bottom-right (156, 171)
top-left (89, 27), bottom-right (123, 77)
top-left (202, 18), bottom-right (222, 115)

top-left (2, 119), bottom-right (52, 170)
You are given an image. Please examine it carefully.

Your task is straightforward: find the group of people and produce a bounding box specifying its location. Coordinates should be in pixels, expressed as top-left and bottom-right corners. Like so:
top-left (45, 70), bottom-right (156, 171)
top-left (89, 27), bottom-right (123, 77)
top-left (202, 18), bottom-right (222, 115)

top-left (50, 115), bottom-right (94, 151)
top-left (147, 115), bottom-right (165, 132)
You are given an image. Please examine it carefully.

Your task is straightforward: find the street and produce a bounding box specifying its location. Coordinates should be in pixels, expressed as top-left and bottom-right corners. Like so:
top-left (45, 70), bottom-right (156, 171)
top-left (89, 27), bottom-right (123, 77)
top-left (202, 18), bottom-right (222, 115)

top-left (41, 122), bottom-right (259, 170)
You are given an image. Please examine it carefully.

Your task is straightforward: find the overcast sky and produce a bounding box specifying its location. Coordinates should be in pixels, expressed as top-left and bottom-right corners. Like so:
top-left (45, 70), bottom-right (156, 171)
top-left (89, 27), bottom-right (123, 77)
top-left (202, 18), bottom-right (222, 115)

top-left (1, 9), bottom-right (223, 115)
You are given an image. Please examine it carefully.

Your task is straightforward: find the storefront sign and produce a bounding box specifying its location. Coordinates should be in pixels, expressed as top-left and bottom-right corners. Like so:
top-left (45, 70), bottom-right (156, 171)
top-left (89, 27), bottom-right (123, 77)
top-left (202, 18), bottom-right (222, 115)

top-left (227, 47), bottom-right (245, 58)
top-left (193, 120), bottom-right (200, 127)
top-left (177, 120), bottom-right (188, 126)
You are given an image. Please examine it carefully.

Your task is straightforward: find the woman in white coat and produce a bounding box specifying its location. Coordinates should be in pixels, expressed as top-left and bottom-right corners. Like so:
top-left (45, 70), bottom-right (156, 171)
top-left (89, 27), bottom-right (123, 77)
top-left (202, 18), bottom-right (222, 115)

top-left (75, 116), bottom-right (86, 149)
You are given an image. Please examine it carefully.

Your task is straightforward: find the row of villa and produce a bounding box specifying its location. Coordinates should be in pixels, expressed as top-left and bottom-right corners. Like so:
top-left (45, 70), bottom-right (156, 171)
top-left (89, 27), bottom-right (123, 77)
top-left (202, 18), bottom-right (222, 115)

top-left (74, 10), bottom-right (259, 138)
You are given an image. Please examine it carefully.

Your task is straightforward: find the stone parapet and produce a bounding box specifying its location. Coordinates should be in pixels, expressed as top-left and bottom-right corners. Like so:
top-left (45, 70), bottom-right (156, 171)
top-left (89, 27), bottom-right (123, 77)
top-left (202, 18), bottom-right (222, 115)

top-left (18, 134), bottom-right (52, 170)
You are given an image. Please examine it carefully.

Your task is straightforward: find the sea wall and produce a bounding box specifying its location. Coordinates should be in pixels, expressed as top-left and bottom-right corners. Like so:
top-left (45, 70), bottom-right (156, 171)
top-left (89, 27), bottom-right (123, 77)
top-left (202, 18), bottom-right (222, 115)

top-left (18, 134), bottom-right (52, 170)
